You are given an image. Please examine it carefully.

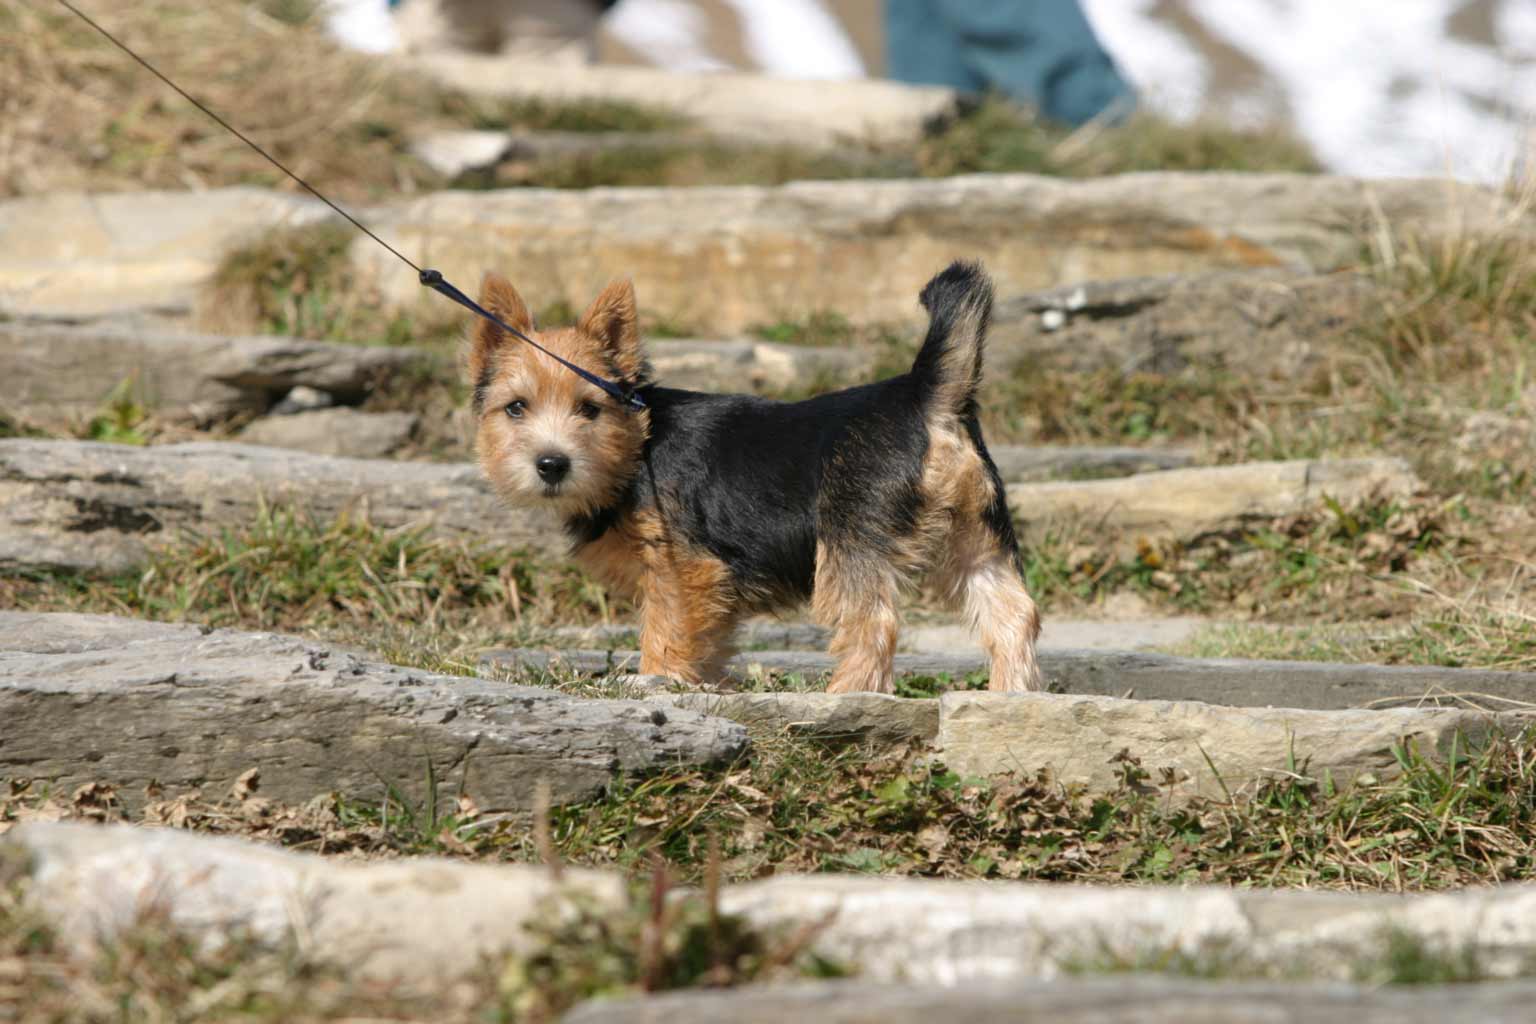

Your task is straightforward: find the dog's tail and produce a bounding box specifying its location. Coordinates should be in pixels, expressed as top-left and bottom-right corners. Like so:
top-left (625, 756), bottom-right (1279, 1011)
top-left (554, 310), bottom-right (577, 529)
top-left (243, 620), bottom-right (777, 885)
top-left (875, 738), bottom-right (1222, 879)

top-left (908, 261), bottom-right (994, 417)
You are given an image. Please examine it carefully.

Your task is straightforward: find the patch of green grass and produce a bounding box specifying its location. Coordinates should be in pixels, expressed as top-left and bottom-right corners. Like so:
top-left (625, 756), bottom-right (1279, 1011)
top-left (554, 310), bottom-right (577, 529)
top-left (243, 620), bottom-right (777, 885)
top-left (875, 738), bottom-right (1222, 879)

top-left (14, 724), bottom-right (1536, 894)
top-left (82, 379), bottom-right (152, 446)
top-left (918, 97), bottom-right (1321, 179)
top-left (0, 504), bottom-right (627, 671)
top-left (751, 311), bottom-right (856, 348)
top-left (442, 95), bottom-right (688, 135)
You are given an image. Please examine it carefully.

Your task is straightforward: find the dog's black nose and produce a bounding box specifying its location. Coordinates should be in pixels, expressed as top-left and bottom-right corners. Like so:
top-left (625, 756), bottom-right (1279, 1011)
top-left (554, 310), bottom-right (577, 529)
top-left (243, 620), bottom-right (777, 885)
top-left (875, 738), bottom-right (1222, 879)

top-left (535, 453), bottom-right (571, 484)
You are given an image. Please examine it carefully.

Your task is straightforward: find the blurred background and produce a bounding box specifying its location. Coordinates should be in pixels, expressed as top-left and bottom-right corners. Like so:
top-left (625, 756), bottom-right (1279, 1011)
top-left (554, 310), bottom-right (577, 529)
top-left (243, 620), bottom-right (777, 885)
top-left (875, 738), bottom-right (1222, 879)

top-left (322, 0), bottom-right (1536, 184)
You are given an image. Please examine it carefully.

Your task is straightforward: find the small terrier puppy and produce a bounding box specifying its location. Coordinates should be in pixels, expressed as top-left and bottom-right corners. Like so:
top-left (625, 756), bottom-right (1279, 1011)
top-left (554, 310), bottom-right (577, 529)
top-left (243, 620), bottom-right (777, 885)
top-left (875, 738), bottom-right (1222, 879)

top-left (468, 261), bottom-right (1042, 693)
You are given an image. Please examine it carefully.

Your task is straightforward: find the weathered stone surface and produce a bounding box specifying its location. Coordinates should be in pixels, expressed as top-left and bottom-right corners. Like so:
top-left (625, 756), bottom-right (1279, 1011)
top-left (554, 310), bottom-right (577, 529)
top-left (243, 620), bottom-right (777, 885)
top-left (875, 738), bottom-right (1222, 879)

top-left (935, 691), bottom-right (1529, 799)
top-left (481, 646), bottom-right (1536, 712)
top-left (988, 269), bottom-right (1376, 379)
top-left (0, 613), bottom-right (748, 810)
top-left (1009, 458), bottom-right (1421, 544)
top-left (646, 337), bottom-right (866, 393)
top-left (9, 822), bottom-right (624, 987)
top-left (236, 407), bottom-right (420, 458)
top-left (988, 444), bottom-right (1197, 482)
top-left (0, 321), bottom-right (426, 424)
top-left (8, 177), bottom-right (1517, 330)
top-left (650, 691), bottom-right (939, 745)
top-left (720, 874), bottom-right (1536, 986)
top-left (0, 439), bottom-right (554, 574)
top-left (567, 978), bottom-right (1536, 1024)
top-left (12, 823), bottom-right (1536, 997)
top-left (410, 129), bottom-right (513, 177)
top-left (353, 174), bottom-right (1525, 334)
top-left (400, 54), bottom-right (958, 148)
top-left (0, 189), bottom-right (326, 320)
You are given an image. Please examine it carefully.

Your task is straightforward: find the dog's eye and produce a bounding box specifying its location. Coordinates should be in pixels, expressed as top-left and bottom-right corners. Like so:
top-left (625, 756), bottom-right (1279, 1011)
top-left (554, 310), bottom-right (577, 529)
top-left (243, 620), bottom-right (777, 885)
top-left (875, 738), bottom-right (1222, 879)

top-left (504, 399), bottom-right (526, 419)
top-left (577, 400), bottom-right (602, 421)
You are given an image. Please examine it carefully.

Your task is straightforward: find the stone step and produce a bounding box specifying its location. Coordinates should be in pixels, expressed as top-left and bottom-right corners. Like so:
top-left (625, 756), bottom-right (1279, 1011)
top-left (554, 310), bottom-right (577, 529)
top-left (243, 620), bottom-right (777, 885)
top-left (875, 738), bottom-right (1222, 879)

top-left (479, 646), bottom-right (1536, 712)
top-left (9, 821), bottom-right (1536, 994)
top-left (1008, 457), bottom-right (1421, 545)
top-left (567, 978), bottom-right (1536, 1024)
top-left (544, 616), bottom-right (1206, 655)
top-left (398, 54), bottom-right (958, 149)
top-left (936, 691), bottom-right (1530, 801)
top-left (0, 320), bottom-right (427, 425)
top-left (0, 439), bottom-right (550, 575)
top-left (352, 174), bottom-right (1523, 335)
top-left (0, 438), bottom-right (1206, 574)
top-left (3, 176), bottom-right (1520, 330)
top-left (0, 612), bottom-right (747, 812)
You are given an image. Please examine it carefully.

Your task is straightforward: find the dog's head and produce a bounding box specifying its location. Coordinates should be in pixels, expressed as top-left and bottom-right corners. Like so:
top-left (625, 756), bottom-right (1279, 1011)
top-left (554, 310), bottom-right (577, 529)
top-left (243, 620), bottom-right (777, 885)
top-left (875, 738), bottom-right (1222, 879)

top-left (467, 273), bottom-right (651, 517)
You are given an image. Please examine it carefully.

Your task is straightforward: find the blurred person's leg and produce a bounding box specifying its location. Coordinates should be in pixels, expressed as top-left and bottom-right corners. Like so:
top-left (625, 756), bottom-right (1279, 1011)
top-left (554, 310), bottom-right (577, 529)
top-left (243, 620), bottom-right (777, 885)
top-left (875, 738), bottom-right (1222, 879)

top-left (886, 0), bottom-right (986, 95)
top-left (396, 0), bottom-right (609, 63)
top-left (886, 0), bottom-right (1134, 125)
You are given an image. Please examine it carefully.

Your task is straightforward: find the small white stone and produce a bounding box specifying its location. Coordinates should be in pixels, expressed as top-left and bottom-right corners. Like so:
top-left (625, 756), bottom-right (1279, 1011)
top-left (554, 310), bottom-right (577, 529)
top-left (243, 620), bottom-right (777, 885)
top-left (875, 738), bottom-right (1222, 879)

top-left (1040, 308), bottom-right (1067, 332)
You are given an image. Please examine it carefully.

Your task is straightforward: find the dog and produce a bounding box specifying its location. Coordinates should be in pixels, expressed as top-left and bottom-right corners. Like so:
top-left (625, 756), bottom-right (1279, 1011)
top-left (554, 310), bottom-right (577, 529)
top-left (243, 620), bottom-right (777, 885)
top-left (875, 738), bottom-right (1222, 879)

top-left (467, 261), bottom-right (1042, 693)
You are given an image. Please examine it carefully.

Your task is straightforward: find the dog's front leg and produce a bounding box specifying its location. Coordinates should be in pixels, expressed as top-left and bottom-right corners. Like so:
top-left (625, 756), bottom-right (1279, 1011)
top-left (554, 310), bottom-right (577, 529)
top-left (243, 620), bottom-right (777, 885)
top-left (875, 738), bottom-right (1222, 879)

top-left (636, 547), bottom-right (739, 686)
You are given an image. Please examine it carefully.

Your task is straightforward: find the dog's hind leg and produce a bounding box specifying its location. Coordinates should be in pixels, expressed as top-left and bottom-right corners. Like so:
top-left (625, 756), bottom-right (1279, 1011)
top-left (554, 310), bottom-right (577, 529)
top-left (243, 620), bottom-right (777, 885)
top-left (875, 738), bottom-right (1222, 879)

top-left (813, 542), bottom-right (901, 694)
top-left (933, 513), bottom-right (1044, 693)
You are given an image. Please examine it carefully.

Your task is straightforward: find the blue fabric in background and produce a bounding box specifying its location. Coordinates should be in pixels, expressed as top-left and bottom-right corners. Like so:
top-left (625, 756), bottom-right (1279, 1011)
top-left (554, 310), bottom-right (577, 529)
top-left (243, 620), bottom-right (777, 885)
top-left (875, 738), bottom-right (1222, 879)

top-left (886, 0), bottom-right (1134, 126)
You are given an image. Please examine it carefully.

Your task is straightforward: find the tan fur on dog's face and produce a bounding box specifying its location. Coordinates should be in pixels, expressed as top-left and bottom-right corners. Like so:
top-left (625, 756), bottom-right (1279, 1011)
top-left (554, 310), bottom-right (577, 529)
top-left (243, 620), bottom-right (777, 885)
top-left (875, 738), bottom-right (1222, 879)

top-left (468, 273), bottom-right (650, 518)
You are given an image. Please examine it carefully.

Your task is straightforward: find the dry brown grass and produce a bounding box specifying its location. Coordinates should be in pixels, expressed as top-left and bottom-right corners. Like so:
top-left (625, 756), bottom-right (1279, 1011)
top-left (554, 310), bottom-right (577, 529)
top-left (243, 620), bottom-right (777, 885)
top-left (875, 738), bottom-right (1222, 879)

top-left (1, 0), bottom-right (443, 201)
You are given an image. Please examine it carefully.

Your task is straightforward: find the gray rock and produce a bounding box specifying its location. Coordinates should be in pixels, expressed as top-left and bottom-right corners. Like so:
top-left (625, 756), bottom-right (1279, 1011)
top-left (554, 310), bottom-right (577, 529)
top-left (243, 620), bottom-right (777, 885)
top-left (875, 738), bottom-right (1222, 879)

top-left (0, 439), bottom-right (554, 574)
top-left (237, 407), bottom-right (419, 458)
top-left (0, 612), bottom-right (748, 810)
top-left (650, 691), bottom-right (939, 746)
top-left (989, 270), bottom-right (1376, 379)
top-left (9, 822), bottom-right (624, 987)
top-left (0, 188), bottom-right (327, 320)
top-left (480, 647), bottom-right (1536, 713)
top-left (0, 321), bottom-right (426, 424)
top-left (935, 690), bottom-right (1530, 800)
top-left (566, 978), bottom-right (1536, 1024)
top-left (410, 129), bottom-right (513, 177)
top-left (720, 874), bottom-right (1536, 987)
top-left (1009, 458), bottom-right (1421, 546)
top-left (13, 822), bottom-right (1536, 999)
top-left (988, 444), bottom-right (1197, 482)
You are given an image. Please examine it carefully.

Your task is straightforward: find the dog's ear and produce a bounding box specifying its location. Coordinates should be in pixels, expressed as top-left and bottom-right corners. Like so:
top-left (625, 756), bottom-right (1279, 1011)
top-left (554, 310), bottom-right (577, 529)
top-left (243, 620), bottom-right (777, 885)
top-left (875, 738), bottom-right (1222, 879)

top-left (578, 279), bottom-right (646, 382)
top-left (469, 271), bottom-right (533, 378)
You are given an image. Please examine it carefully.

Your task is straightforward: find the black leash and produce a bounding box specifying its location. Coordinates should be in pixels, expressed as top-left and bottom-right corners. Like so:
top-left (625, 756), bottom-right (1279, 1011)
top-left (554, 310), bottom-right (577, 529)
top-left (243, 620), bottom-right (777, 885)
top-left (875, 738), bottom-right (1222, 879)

top-left (54, 0), bottom-right (646, 412)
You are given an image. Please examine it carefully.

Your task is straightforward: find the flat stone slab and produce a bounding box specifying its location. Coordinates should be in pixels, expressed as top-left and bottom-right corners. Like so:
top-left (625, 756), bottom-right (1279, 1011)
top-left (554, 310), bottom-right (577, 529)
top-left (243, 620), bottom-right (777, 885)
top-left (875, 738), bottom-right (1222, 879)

top-left (649, 691), bottom-right (939, 746)
top-left (722, 874), bottom-right (1536, 986)
top-left (988, 444), bottom-right (1197, 482)
top-left (0, 439), bottom-right (553, 574)
top-left (936, 691), bottom-right (1530, 800)
top-left (343, 174), bottom-right (1523, 335)
top-left (7, 822), bottom-right (624, 987)
top-left (10, 823), bottom-right (1536, 994)
top-left (1009, 458), bottom-right (1421, 544)
top-left (0, 188), bottom-right (325, 320)
top-left (482, 646), bottom-right (1536, 712)
top-left (4, 177), bottom-right (1522, 330)
top-left (0, 612), bottom-right (748, 810)
top-left (567, 978), bottom-right (1536, 1024)
top-left (236, 407), bottom-right (420, 459)
top-left (0, 321), bottom-right (426, 425)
